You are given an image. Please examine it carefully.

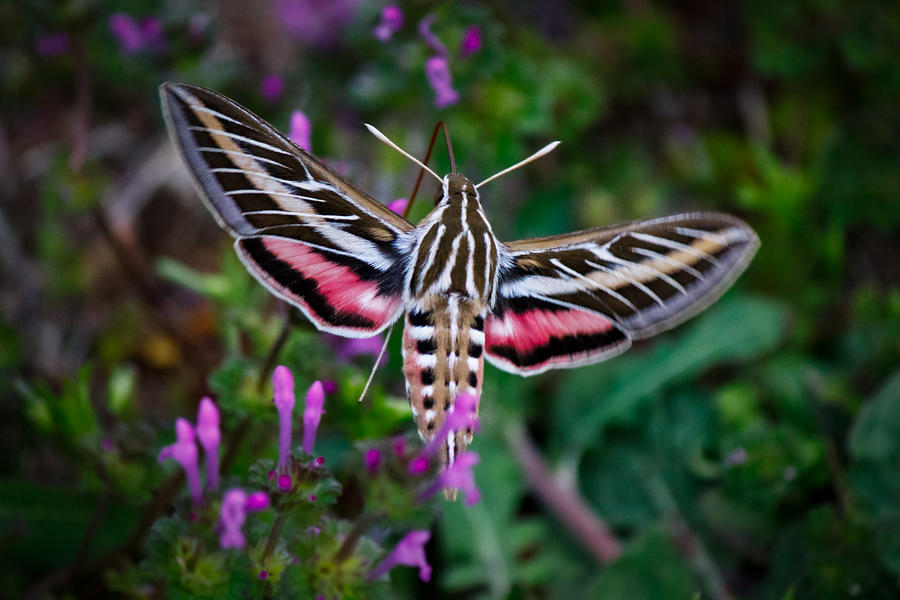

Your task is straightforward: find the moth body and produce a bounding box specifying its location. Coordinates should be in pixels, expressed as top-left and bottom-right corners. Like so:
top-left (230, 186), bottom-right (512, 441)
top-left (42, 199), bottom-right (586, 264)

top-left (401, 174), bottom-right (497, 477)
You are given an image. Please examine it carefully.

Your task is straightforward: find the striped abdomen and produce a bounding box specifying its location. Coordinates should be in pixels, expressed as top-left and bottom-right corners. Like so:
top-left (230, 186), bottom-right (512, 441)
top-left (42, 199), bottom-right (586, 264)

top-left (402, 295), bottom-right (486, 471)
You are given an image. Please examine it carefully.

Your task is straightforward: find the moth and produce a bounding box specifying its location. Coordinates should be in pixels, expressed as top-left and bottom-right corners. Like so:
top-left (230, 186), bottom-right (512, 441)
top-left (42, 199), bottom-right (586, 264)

top-left (161, 83), bottom-right (759, 481)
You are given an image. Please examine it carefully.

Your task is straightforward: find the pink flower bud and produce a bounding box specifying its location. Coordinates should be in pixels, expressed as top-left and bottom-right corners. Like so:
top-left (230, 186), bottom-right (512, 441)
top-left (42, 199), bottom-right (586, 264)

top-left (388, 198), bottom-right (408, 215)
top-left (272, 366), bottom-right (295, 470)
top-left (365, 448), bottom-right (381, 475)
top-left (196, 397), bottom-right (221, 492)
top-left (373, 6), bottom-right (403, 41)
top-left (289, 110), bottom-right (312, 152)
top-left (302, 381), bottom-right (325, 454)
top-left (246, 491), bottom-right (270, 512)
top-left (409, 456), bottom-right (429, 475)
top-left (261, 74), bottom-right (284, 103)
top-left (460, 26), bottom-right (482, 57)
top-left (159, 418), bottom-right (202, 504)
top-left (425, 56), bottom-right (459, 109)
top-left (219, 488), bottom-right (247, 549)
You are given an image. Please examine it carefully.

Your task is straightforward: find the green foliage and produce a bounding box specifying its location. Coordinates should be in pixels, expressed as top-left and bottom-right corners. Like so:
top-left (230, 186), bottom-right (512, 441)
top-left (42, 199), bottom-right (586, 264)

top-left (849, 373), bottom-right (900, 585)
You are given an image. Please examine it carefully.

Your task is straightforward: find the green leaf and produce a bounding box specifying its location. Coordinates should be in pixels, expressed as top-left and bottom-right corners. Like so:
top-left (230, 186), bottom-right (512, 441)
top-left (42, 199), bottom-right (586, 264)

top-left (156, 257), bottom-right (232, 301)
top-left (107, 364), bottom-right (137, 418)
top-left (587, 527), bottom-right (697, 599)
top-left (559, 295), bottom-right (788, 454)
top-left (848, 371), bottom-right (900, 463)
top-left (847, 371), bottom-right (900, 583)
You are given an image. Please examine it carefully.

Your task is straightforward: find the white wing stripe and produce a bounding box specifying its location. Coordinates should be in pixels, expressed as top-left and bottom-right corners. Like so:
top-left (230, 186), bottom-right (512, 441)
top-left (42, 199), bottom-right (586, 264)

top-left (226, 189), bottom-right (325, 202)
top-left (197, 146), bottom-right (291, 170)
top-left (191, 104), bottom-right (251, 128)
top-left (549, 258), bottom-right (639, 311)
top-left (590, 249), bottom-right (688, 297)
top-left (583, 259), bottom-right (667, 308)
top-left (631, 247), bottom-right (706, 281)
top-left (242, 210), bottom-right (360, 221)
top-left (629, 232), bottom-right (723, 267)
top-left (188, 126), bottom-right (294, 156)
top-left (209, 167), bottom-right (315, 189)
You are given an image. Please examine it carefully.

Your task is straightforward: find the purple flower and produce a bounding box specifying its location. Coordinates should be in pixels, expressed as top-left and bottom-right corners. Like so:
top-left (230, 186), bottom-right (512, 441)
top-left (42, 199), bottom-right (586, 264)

top-left (261, 74), bottom-right (284, 103)
top-left (302, 381), bottom-right (325, 454)
top-left (418, 14), bottom-right (447, 56)
top-left (460, 26), bottom-right (482, 57)
top-left (325, 334), bottom-right (388, 365)
top-left (365, 448), bottom-right (381, 475)
top-left (188, 13), bottom-right (210, 41)
top-left (108, 14), bottom-right (164, 54)
top-left (140, 18), bottom-right (164, 50)
top-left (424, 393), bottom-right (479, 456)
top-left (246, 491), bottom-right (270, 512)
top-left (109, 13), bottom-right (144, 53)
top-left (158, 418), bottom-right (202, 504)
top-left (219, 489), bottom-right (248, 549)
top-left (290, 110), bottom-right (312, 152)
top-left (425, 56), bottom-right (459, 109)
top-left (276, 0), bottom-right (359, 47)
top-left (35, 32), bottom-right (69, 56)
top-left (409, 456), bottom-right (429, 475)
top-left (423, 452), bottom-right (481, 506)
top-left (196, 397), bottom-right (221, 492)
top-left (387, 198), bottom-right (408, 215)
top-left (272, 365), bottom-right (295, 471)
top-left (724, 447), bottom-right (747, 467)
top-left (369, 530), bottom-right (432, 582)
top-left (322, 380), bottom-right (338, 394)
top-left (374, 6), bottom-right (403, 41)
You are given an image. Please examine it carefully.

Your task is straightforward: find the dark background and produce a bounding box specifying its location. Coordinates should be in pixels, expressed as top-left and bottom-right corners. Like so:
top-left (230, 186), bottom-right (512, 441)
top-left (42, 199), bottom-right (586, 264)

top-left (2, 1), bottom-right (900, 598)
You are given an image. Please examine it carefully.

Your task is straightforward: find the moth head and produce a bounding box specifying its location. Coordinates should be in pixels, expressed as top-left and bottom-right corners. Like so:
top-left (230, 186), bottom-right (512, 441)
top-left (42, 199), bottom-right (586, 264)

top-left (442, 173), bottom-right (478, 202)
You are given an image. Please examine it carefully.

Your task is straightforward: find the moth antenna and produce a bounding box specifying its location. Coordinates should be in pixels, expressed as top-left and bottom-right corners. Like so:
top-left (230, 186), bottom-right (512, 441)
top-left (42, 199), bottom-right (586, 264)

top-left (405, 121), bottom-right (444, 219)
top-left (358, 324), bottom-right (394, 403)
top-left (441, 123), bottom-right (456, 174)
top-left (365, 124), bottom-right (443, 184)
top-left (475, 141), bottom-right (561, 189)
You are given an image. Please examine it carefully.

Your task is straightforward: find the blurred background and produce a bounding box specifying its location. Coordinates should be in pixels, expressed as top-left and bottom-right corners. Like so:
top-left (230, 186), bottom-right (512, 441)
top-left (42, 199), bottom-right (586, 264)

top-left (2, 0), bottom-right (900, 598)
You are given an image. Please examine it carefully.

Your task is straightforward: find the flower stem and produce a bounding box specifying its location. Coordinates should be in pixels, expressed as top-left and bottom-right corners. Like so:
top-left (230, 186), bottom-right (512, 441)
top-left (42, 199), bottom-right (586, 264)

top-left (333, 513), bottom-right (375, 564)
top-left (504, 422), bottom-right (622, 563)
top-left (262, 513), bottom-right (288, 563)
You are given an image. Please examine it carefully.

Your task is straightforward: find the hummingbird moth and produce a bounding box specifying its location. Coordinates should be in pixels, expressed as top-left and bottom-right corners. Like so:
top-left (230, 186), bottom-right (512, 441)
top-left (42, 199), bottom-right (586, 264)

top-left (161, 83), bottom-right (759, 480)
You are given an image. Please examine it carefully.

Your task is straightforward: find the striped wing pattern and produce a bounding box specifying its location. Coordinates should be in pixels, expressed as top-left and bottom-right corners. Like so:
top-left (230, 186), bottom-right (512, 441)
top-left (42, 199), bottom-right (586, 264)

top-left (162, 82), bottom-right (761, 493)
top-left (160, 83), bottom-right (413, 337)
top-left (487, 214), bottom-right (759, 375)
